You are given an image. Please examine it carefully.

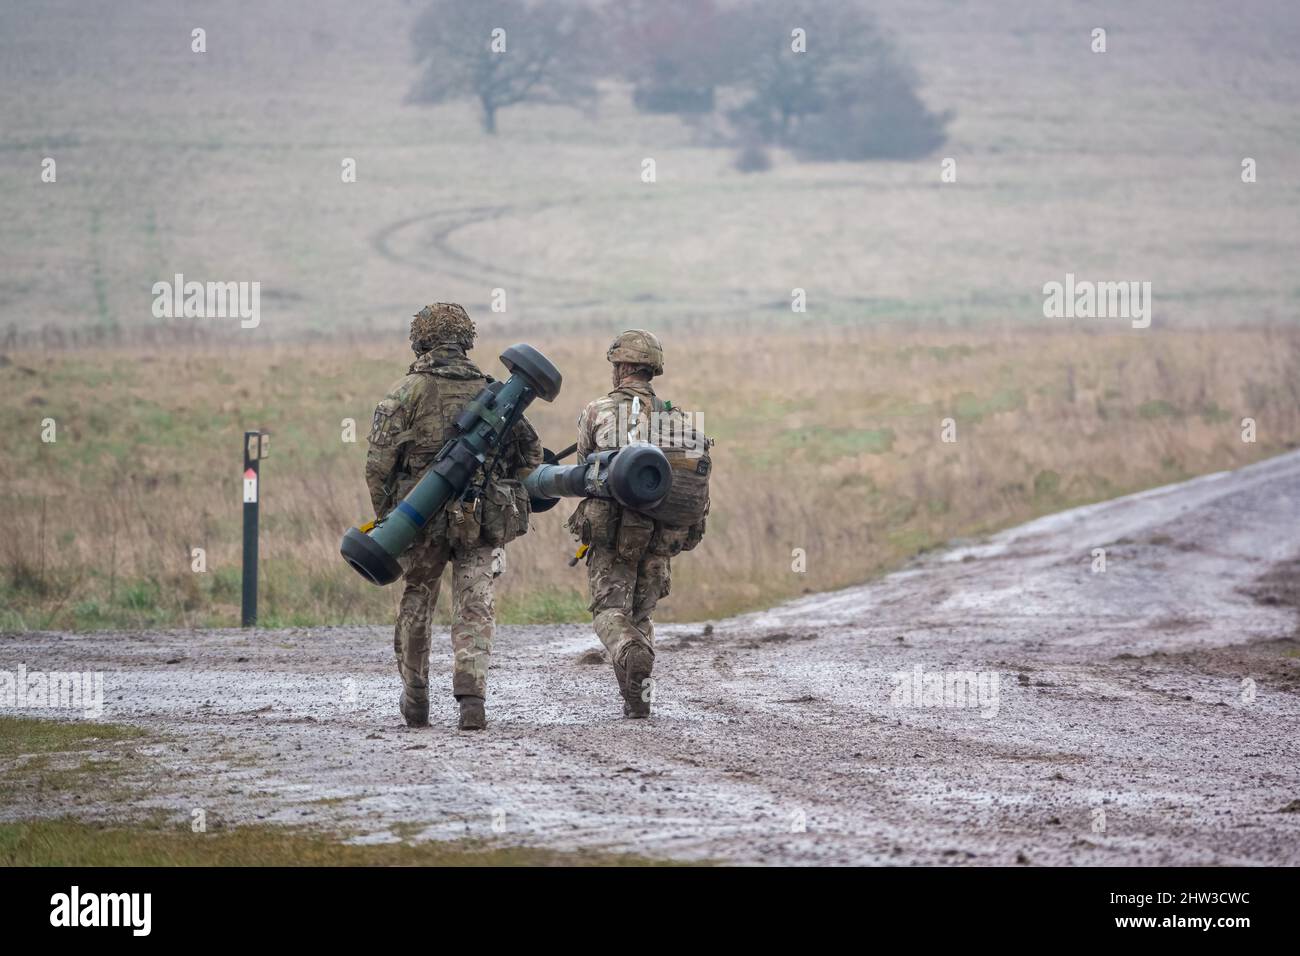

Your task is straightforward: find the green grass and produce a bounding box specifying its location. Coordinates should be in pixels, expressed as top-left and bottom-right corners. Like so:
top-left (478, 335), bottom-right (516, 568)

top-left (498, 586), bottom-right (590, 624)
top-left (1198, 401), bottom-right (1232, 424)
top-left (1138, 399), bottom-right (1182, 419)
top-left (1, 563), bottom-right (588, 632)
top-left (775, 425), bottom-right (897, 461)
top-left (950, 387), bottom-right (1026, 422)
top-left (0, 718), bottom-right (153, 806)
top-left (0, 716), bottom-right (146, 759)
top-left (1032, 469), bottom-right (1062, 501)
top-left (0, 819), bottom-right (687, 866)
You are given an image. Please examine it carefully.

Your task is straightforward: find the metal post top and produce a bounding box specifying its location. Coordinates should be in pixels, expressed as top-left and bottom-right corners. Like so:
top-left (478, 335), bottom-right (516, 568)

top-left (245, 431), bottom-right (270, 462)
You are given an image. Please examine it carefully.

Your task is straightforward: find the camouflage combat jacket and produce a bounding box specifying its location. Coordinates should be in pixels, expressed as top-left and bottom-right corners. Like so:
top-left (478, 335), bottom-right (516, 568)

top-left (365, 345), bottom-right (542, 531)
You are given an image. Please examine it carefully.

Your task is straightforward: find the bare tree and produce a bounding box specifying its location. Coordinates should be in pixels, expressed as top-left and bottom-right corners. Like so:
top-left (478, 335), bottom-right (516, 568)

top-left (409, 0), bottom-right (597, 134)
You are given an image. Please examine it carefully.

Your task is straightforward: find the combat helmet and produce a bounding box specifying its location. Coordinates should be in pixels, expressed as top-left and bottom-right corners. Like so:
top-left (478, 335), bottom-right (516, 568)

top-left (410, 302), bottom-right (475, 353)
top-left (606, 329), bottom-right (664, 376)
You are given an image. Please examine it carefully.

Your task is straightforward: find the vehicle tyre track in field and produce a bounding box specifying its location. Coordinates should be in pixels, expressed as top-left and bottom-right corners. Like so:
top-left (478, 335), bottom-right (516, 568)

top-left (372, 203), bottom-right (578, 292)
top-left (368, 198), bottom-right (863, 317)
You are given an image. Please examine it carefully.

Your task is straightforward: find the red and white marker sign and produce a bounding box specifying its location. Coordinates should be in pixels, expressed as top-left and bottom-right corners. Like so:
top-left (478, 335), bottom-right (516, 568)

top-left (243, 467), bottom-right (258, 504)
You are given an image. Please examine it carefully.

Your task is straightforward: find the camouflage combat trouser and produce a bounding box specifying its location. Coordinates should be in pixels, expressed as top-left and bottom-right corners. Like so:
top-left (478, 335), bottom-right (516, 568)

top-left (586, 540), bottom-right (671, 670)
top-left (394, 532), bottom-right (502, 700)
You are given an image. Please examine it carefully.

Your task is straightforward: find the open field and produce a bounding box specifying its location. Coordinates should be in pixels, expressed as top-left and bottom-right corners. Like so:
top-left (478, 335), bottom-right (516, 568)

top-left (3, 326), bottom-right (1299, 630)
top-left (1, 0), bottom-right (1298, 342)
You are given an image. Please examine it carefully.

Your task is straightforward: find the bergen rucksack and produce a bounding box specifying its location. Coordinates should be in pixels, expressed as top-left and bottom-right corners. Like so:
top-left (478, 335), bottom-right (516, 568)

top-left (619, 390), bottom-right (711, 531)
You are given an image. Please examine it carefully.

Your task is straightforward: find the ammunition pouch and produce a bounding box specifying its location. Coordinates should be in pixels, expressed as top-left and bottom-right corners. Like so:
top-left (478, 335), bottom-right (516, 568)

top-left (682, 516), bottom-right (707, 552)
top-left (575, 497), bottom-right (618, 548)
top-left (649, 524), bottom-right (690, 557)
top-left (447, 496), bottom-right (481, 553)
top-left (480, 478), bottom-right (530, 547)
top-left (616, 509), bottom-right (654, 561)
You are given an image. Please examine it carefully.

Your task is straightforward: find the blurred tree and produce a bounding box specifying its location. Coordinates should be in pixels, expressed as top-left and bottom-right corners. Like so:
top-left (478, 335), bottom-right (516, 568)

top-left (725, 0), bottom-right (949, 161)
top-left (600, 0), bottom-right (734, 115)
top-left (409, 0), bottom-right (597, 134)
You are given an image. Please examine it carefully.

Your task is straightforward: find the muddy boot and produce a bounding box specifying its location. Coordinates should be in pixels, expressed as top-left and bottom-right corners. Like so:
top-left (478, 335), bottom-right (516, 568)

top-left (399, 686), bottom-right (429, 728)
top-left (457, 695), bottom-right (486, 731)
top-left (612, 654), bottom-right (630, 699)
top-left (619, 644), bottom-right (654, 719)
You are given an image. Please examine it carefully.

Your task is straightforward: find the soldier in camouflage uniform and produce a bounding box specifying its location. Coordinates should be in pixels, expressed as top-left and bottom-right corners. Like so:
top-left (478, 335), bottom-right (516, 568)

top-left (568, 330), bottom-right (703, 718)
top-left (366, 303), bottom-right (542, 731)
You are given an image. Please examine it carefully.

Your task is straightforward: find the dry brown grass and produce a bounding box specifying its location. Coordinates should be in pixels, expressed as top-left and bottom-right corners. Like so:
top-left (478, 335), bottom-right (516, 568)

top-left (2, 322), bottom-right (1298, 630)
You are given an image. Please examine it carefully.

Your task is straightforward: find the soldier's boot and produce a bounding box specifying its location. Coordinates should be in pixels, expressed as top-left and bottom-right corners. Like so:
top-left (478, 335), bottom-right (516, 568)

top-left (612, 654), bottom-right (629, 699)
top-left (617, 644), bottom-right (654, 719)
top-left (399, 685), bottom-right (429, 728)
top-left (457, 695), bottom-right (486, 731)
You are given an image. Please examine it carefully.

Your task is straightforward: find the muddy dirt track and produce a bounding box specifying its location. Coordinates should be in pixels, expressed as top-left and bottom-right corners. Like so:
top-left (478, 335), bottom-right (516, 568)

top-left (4, 451), bottom-right (1300, 865)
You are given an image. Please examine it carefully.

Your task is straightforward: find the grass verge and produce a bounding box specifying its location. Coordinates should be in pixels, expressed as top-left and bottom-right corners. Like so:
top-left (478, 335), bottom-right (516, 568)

top-left (0, 717), bottom-right (688, 865)
top-left (0, 819), bottom-right (684, 866)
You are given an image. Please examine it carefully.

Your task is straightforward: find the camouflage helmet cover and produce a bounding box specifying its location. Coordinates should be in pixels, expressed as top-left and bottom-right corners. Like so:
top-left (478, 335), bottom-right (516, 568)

top-left (411, 302), bottom-right (475, 352)
top-left (606, 329), bottom-right (664, 376)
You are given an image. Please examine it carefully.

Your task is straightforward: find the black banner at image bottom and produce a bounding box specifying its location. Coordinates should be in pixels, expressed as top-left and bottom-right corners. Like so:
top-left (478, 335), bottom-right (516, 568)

top-left (0, 866), bottom-right (1285, 942)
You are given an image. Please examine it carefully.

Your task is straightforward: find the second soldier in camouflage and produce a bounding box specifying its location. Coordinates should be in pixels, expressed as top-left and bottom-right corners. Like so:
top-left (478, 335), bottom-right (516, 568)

top-left (568, 330), bottom-right (708, 718)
